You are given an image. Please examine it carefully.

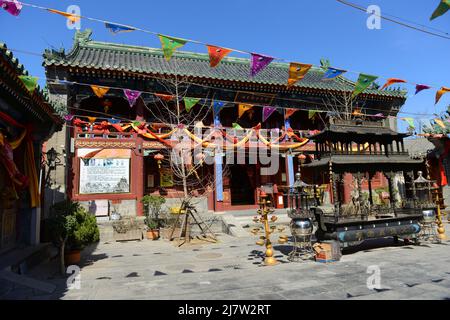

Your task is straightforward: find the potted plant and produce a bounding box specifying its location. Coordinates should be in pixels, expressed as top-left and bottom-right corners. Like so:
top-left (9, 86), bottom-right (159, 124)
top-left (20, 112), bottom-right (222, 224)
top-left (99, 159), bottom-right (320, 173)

top-left (141, 195), bottom-right (166, 240)
top-left (48, 200), bottom-right (100, 274)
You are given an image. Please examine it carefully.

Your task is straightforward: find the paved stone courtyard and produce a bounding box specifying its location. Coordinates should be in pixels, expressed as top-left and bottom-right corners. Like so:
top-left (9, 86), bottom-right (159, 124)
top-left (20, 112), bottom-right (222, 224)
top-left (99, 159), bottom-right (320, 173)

top-left (1, 227), bottom-right (450, 300)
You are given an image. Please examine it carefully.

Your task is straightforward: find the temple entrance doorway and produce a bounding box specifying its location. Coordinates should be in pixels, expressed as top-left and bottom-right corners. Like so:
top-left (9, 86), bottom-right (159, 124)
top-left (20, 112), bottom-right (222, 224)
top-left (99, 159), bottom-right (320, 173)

top-left (230, 165), bottom-right (256, 206)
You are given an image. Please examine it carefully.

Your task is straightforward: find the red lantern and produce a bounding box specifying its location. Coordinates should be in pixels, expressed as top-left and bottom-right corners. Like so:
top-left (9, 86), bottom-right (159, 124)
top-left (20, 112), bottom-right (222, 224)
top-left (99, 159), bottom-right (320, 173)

top-left (298, 154), bottom-right (307, 162)
top-left (154, 153), bottom-right (164, 169)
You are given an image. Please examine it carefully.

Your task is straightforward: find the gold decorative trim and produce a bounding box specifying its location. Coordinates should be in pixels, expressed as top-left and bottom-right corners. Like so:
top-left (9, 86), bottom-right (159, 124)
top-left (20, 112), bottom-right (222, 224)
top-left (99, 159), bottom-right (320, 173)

top-left (75, 140), bottom-right (136, 148)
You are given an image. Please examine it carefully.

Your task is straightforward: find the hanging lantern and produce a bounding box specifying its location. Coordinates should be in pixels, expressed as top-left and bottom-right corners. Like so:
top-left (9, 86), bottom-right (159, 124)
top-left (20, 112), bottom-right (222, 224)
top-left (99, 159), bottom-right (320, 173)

top-left (298, 154), bottom-right (307, 163)
top-left (154, 153), bottom-right (164, 169)
top-left (102, 99), bottom-right (113, 114)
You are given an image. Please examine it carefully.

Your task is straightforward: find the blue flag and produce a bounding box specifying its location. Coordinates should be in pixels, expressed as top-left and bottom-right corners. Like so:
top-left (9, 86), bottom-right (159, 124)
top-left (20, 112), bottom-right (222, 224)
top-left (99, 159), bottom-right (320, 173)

top-left (105, 23), bottom-right (136, 34)
top-left (213, 101), bottom-right (224, 116)
top-left (322, 67), bottom-right (346, 80)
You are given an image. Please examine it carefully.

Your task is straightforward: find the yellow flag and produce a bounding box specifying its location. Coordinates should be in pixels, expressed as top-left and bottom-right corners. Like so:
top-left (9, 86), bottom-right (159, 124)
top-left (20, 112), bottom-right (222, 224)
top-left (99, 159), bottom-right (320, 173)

top-left (435, 119), bottom-right (446, 129)
top-left (48, 9), bottom-right (81, 24)
top-left (238, 104), bottom-right (253, 118)
top-left (87, 117), bottom-right (97, 124)
top-left (435, 87), bottom-right (450, 105)
top-left (287, 63), bottom-right (312, 87)
top-left (91, 85), bottom-right (110, 98)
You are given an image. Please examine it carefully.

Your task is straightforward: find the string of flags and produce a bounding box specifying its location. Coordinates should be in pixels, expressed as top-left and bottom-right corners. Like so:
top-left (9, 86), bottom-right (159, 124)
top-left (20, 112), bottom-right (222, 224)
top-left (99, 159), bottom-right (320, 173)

top-left (3, 1), bottom-right (450, 106)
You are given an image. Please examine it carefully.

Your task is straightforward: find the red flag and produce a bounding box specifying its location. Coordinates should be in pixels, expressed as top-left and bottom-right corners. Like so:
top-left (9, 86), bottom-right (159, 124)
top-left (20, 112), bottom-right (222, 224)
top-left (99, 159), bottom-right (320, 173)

top-left (285, 108), bottom-right (297, 120)
top-left (207, 45), bottom-right (232, 68)
top-left (381, 78), bottom-right (407, 90)
top-left (154, 93), bottom-right (175, 102)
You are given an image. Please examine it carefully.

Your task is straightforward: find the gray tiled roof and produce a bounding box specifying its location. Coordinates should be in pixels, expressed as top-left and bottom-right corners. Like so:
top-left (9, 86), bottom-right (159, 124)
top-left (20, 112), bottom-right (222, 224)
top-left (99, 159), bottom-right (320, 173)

top-left (43, 30), bottom-right (407, 99)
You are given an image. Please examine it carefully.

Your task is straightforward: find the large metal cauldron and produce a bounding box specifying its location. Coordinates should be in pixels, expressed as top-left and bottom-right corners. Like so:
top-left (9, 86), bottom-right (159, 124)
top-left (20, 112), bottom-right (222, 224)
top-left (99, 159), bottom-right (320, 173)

top-left (422, 210), bottom-right (436, 224)
top-left (290, 218), bottom-right (313, 237)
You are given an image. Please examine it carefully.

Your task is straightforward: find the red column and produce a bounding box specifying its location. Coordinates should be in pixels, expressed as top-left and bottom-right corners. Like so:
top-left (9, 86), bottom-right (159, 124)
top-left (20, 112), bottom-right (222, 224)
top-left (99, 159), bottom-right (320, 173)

top-left (134, 137), bottom-right (144, 216)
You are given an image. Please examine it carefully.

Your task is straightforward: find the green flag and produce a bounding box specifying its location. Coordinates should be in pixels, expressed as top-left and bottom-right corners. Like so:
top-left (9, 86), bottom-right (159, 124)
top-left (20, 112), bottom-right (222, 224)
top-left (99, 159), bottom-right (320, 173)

top-left (430, 0), bottom-right (450, 20)
top-left (352, 73), bottom-right (378, 98)
top-left (308, 110), bottom-right (320, 119)
top-left (18, 76), bottom-right (38, 93)
top-left (184, 97), bottom-right (201, 113)
top-left (401, 118), bottom-right (415, 129)
top-left (232, 123), bottom-right (243, 130)
top-left (158, 35), bottom-right (187, 61)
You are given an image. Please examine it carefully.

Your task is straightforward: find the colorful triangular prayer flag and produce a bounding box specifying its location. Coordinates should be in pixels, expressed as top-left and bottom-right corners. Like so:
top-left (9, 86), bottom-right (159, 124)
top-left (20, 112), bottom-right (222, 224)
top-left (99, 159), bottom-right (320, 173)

top-left (322, 67), bottom-right (346, 80)
top-left (430, 0), bottom-right (450, 20)
top-left (184, 97), bottom-right (201, 113)
top-left (352, 73), bottom-right (378, 98)
top-left (381, 78), bottom-right (407, 90)
top-left (287, 63), bottom-right (312, 87)
top-left (435, 118), bottom-right (447, 129)
top-left (285, 108), bottom-right (297, 120)
top-left (91, 85), bottom-right (109, 98)
top-left (158, 35), bottom-right (187, 61)
top-left (0, 0), bottom-right (22, 16)
top-left (47, 8), bottom-right (80, 24)
top-left (64, 114), bottom-right (74, 122)
top-left (415, 84), bottom-right (432, 95)
top-left (436, 87), bottom-right (450, 105)
top-left (123, 89), bottom-right (141, 107)
top-left (87, 117), bottom-right (97, 124)
top-left (108, 118), bottom-right (121, 125)
top-left (309, 110), bottom-right (320, 120)
top-left (105, 23), bottom-right (136, 34)
top-left (262, 107), bottom-right (276, 122)
top-left (250, 53), bottom-right (274, 77)
top-left (213, 101), bottom-right (225, 116)
top-left (18, 76), bottom-right (38, 93)
top-left (154, 93), bottom-right (174, 102)
top-left (401, 118), bottom-right (415, 129)
top-left (232, 123), bottom-right (243, 130)
top-left (238, 104), bottom-right (253, 118)
top-left (207, 45), bottom-right (232, 68)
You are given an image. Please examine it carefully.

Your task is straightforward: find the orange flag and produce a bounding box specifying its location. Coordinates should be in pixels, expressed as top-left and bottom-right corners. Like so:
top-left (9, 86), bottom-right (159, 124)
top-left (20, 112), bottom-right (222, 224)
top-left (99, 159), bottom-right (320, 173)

top-left (207, 45), bottom-right (232, 68)
top-left (154, 93), bottom-right (175, 102)
top-left (285, 108), bottom-right (298, 119)
top-left (87, 117), bottom-right (97, 124)
top-left (287, 63), bottom-right (312, 87)
top-left (238, 104), bottom-right (253, 118)
top-left (91, 85), bottom-right (109, 98)
top-left (436, 87), bottom-right (450, 105)
top-left (381, 78), bottom-right (407, 90)
top-left (47, 9), bottom-right (80, 24)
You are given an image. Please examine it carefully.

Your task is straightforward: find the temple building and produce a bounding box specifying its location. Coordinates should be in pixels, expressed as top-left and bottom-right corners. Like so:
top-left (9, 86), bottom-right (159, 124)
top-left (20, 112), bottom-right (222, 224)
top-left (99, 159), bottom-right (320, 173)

top-left (43, 30), bottom-right (408, 217)
top-left (0, 43), bottom-right (63, 253)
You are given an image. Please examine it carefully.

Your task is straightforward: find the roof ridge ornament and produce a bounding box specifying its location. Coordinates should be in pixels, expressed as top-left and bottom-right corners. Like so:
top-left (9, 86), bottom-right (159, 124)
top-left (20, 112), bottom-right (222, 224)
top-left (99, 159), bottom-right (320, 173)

top-left (74, 29), bottom-right (93, 45)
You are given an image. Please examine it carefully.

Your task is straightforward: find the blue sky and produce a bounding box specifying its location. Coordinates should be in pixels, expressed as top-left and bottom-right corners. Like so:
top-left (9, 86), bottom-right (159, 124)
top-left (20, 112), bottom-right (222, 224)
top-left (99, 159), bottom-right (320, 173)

top-left (1, 0), bottom-right (449, 132)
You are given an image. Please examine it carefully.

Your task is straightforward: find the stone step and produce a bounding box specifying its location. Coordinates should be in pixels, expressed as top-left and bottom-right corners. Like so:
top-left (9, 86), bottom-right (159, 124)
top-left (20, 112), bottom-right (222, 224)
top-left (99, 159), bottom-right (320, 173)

top-left (0, 243), bottom-right (55, 273)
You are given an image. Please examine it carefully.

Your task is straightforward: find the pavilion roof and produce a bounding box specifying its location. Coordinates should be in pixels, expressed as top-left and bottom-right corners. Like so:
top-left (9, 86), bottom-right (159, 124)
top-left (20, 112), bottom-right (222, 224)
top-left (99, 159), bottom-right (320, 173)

top-left (0, 43), bottom-right (64, 128)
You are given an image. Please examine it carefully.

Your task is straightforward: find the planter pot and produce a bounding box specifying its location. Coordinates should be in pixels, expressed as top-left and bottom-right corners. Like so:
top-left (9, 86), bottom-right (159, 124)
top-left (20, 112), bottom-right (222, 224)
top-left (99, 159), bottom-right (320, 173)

top-left (147, 229), bottom-right (160, 240)
top-left (65, 250), bottom-right (81, 265)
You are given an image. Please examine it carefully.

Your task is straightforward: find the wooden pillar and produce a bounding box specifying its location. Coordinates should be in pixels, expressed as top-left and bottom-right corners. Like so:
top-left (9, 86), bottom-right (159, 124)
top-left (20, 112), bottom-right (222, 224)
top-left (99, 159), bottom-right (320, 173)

top-left (407, 171), bottom-right (417, 206)
top-left (386, 171), bottom-right (396, 213)
top-left (368, 172), bottom-right (374, 206)
top-left (135, 137), bottom-right (144, 216)
top-left (355, 172), bottom-right (363, 209)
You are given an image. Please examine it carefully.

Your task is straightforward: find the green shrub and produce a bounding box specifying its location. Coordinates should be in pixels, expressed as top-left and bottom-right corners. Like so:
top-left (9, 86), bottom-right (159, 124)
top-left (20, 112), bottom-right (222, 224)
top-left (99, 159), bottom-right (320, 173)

top-left (142, 195), bottom-right (166, 229)
top-left (48, 200), bottom-right (99, 274)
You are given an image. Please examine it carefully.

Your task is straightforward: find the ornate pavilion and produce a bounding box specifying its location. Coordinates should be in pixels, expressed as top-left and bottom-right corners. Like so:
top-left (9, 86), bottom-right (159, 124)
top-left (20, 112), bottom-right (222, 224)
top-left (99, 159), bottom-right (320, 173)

top-left (43, 29), bottom-right (408, 216)
top-left (0, 43), bottom-right (63, 252)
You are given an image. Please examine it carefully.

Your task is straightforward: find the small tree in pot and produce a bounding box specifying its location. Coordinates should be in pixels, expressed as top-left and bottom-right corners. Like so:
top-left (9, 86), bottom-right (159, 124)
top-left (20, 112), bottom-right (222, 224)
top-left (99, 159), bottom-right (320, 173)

top-left (141, 195), bottom-right (166, 240)
top-left (48, 200), bottom-right (99, 274)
